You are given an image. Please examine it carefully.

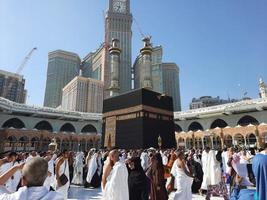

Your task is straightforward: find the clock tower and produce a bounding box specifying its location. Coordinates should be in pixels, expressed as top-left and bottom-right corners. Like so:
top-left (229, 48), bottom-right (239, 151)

top-left (105, 0), bottom-right (132, 96)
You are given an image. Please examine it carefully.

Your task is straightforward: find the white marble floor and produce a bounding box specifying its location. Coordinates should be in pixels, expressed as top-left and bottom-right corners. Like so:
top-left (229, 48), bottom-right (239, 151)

top-left (68, 185), bottom-right (102, 200)
top-left (68, 185), bottom-right (224, 200)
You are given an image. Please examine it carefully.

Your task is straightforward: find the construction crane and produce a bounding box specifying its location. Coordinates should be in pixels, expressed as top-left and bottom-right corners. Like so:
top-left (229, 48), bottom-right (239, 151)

top-left (16, 47), bottom-right (37, 74)
top-left (133, 17), bottom-right (146, 38)
top-left (2, 47), bottom-right (37, 101)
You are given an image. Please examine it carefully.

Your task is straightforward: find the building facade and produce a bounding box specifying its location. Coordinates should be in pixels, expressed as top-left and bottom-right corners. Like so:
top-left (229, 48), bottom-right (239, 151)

top-left (174, 98), bottom-right (267, 149)
top-left (81, 44), bottom-right (110, 98)
top-left (133, 46), bottom-right (163, 93)
top-left (162, 63), bottom-right (181, 111)
top-left (44, 50), bottom-right (80, 108)
top-left (105, 0), bottom-right (133, 95)
top-left (0, 97), bottom-right (102, 152)
top-left (190, 96), bottom-right (239, 110)
top-left (81, 53), bottom-right (94, 78)
top-left (0, 70), bottom-right (27, 103)
top-left (151, 46), bottom-right (164, 93)
top-left (61, 76), bottom-right (103, 113)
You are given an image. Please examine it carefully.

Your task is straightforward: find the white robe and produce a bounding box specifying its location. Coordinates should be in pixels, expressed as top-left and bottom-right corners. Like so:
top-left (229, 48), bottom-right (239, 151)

top-left (55, 160), bottom-right (69, 200)
top-left (140, 152), bottom-right (149, 171)
top-left (222, 151), bottom-right (231, 174)
top-left (170, 160), bottom-right (178, 189)
top-left (0, 186), bottom-right (64, 200)
top-left (86, 154), bottom-right (98, 183)
top-left (162, 155), bottom-right (168, 166)
top-left (173, 167), bottom-right (193, 200)
top-left (44, 154), bottom-right (57, 190)
top-left (0, 162), bottom-right (21, 193)
top-left (201, 150), bottom-right (222, 190)
top-left (72, 153), bottom-right (84, 185)
top-left (102, 161), bottom-right (129, 200)
top-left (231, 157), bottom-right (253, 187)
top-left (209, 151), bottom-right (222, 185)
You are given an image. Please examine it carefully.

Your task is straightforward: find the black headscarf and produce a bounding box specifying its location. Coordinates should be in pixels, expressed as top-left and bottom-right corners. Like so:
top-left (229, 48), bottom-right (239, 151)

top-left (128, 157), bottom-right (149, 200)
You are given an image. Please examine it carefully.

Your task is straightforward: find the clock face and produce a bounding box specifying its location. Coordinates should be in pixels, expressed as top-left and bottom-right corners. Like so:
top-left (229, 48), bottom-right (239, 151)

top-left (113, 1), bottom-right (126, 13)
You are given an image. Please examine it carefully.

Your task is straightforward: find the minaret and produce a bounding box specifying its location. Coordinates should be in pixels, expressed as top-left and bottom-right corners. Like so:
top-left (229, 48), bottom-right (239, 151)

top-left (140, 37), bottom-right (153, 89)
top-left (109, 38), bottom-right (121, 97)
top-left (259, 77), bottom-right (267, 98)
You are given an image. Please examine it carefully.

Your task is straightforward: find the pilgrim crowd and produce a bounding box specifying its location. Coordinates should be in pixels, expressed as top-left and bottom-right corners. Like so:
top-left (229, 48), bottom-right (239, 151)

top-left (0, 144), bottom-right (266, 200)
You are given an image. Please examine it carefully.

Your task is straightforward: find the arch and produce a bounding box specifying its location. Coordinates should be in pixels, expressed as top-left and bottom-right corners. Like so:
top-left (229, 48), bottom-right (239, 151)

top-left (2, 118), bottom-right (25, 129)
top-left (34, 121), bottom-right (53, 132)
top-left (234, 134), bottom-right (245, 146)
top-left (7, 136), bottom-right (17, 142)
top-left (18, 136), bottom-right (29, 148)
top-left (81, 124), bottom-right (97, 134)
top-left (203, 136), bottom-right (212, 148)
top-left (87, 139), bottom-right (94, 149)
top-left (71, 139), bottom-right (79, 151)
top-left (246, 134), bottom-right (257, 147)
top-left (6, 136), bottom-right (17, 148)
top-left (61, 139), bottom-right (70, 150)
top-left (195, 137), bottom-right (202, 149)
top-left (237, 115), bottom-right (259, 126)
top-left (186, 138), bottom-right (193, 149)
top-left (213, 136), bottom-right (222, 150)
top-left (177, 138), bottom-right (185, 147)
top-left (80, 139), bottom-right (86, 151)
top-left (224, 135), bottom-right (233, 148)
top-left (95, 139), bottom-right (101, 149)
top-left (174, 124), bottom-right (182, 133)
top-left (41, 137), bottom-right (50, 151)
top-left (210, 119), bottom-right (228, 129)
top-left (60, 123), bottom-right (76, 133)
top-left (19, 136), bottom-right (28, 142)
top-left (188, 122), bottom-right (203, 132)
top-left (30, 137), bottom-right (39, 148)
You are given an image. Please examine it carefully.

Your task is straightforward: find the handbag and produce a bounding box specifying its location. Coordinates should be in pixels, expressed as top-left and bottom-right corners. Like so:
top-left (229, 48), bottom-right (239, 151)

top-left (59, 161), bottom-right (69, 186)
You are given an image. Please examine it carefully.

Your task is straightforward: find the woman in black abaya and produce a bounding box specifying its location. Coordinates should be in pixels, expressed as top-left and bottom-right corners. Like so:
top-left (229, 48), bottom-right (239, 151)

top-left (127, 157), bottom-right (149, 200)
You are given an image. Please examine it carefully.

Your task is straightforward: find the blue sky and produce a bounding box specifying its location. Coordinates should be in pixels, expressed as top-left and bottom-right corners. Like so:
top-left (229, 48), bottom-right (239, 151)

top-left (0, 0), bottom-right (266, 110)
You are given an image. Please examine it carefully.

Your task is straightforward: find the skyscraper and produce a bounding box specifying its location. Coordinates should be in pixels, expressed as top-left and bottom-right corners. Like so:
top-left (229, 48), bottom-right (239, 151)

top-left (61, 76), bottom-right (103, 113)
top-left (81, 44), bottom-right (108, 97)
top-left (43, 50), bottom-right (80, 108)
top-left (105, 0), bottom-right (132, 95)
top-left (0, 69), bottom-right (27, 103)
top-left (133, 45), bottom-right (163, 93)
top-left (151, 46), bottom-right (163, 93)
top-left (162, 63), bottom-right (181, 111)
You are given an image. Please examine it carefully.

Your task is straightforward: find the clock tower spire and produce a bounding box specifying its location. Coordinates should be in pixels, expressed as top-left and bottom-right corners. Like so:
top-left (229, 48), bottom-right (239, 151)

top-left (105, 0), bottom-right (132, 97)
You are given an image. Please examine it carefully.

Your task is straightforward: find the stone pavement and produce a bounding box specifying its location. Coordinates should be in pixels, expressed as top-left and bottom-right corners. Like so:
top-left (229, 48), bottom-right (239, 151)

top-left (68, 185), bottom-right (224, 200)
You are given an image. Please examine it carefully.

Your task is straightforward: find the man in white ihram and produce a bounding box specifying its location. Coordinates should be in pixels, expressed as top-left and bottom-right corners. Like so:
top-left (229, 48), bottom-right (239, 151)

top-left (0, 157), bottom-right (63, 200)
top-left (102, 149), bottom-right (129, 200)
top-left (200, 147), bottom-right (222, 193)
top-left (0, 152), bottom-right (21, 193)
top-left (43, 151), bottom-right (57, 190)
top-left (72, 152), bottom-right (84, 185)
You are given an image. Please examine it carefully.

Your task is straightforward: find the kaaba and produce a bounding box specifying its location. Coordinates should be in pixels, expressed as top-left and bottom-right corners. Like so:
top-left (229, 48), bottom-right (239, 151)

top-left (102, 88), bottom-right (176, 149)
